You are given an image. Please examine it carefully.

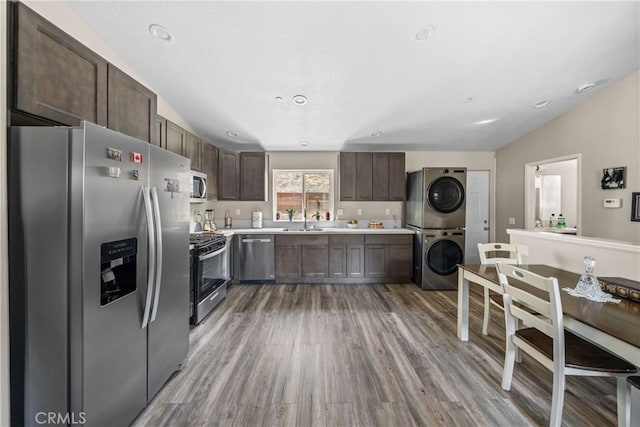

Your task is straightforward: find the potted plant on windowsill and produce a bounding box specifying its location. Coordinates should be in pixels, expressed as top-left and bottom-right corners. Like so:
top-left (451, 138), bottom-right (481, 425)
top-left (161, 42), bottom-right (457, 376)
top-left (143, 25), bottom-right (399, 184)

top-left (285, 208), bottom-right (296, 221)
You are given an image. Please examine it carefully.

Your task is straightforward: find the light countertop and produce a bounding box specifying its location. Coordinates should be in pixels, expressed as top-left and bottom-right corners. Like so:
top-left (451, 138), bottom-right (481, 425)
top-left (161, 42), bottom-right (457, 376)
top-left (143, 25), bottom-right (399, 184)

top-left (216, 227), bottom-right (414, 236)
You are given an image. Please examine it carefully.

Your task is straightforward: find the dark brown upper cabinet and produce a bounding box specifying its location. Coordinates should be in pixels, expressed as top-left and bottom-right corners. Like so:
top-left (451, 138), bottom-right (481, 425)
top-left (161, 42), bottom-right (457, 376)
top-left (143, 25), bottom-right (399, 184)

top-left (218, 149), bottom-right (240, 200)
top-left (186, 132), bottom-right (202, 172)
top-left (12, 2), bottom-right (108, 127)
top-left (388, 153), bottom-right (406, 201)
top-left (372, 153), bottom-right (389, 201)
top-left (154, 116), bottom-right (166, 148)
top-left (201, 142), bottom-right (219, 201)
top-left (239, 152), bottom-right (267, 201)
top-left (339, 152), bottom-right (356, 201)
top-left (107, 64), bottom-right (157, 143)
top-left (165, 121), bottom-right (187, 156)
top-left (339, 151), bottom-right (405, 202)
top-left (356, 153), bottom-right (373, 201)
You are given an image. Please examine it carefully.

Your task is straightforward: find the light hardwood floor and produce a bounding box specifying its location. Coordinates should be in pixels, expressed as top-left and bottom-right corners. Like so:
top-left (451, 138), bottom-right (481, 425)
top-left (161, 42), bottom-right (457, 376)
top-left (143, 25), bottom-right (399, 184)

top-left (133, 283), bottom-right (620, 426)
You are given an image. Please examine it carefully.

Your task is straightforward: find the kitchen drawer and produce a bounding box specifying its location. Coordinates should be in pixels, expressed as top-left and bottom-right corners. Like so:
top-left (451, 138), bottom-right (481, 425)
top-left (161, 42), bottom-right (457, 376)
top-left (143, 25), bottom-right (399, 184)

top-left (365, 235), bottom-right (388, 245)
top-left (388, 235), bottom-right (412, 245)
top-left (276, 235), bottom-right (328, 246)
top-left (329, 234), bottom-right (364, 245)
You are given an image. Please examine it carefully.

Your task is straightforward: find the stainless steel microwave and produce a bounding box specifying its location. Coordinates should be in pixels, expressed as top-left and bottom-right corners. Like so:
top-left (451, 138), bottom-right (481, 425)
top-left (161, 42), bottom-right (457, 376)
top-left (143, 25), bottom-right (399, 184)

top-left (190, 171), bottom-right (207, 203)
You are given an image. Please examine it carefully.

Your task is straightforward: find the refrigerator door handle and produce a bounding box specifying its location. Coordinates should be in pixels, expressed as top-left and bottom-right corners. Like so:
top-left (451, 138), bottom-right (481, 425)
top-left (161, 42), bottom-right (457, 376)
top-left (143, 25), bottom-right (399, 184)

top-left (150, 186), bottom-right (163, 322)
top-left (141, 186), bottom-right (156, 329)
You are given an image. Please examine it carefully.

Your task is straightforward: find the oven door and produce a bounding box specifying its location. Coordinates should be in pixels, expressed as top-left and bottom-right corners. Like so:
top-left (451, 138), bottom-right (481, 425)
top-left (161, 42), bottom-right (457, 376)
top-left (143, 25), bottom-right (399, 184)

top-left (191, 245), bottom-right (229, 325)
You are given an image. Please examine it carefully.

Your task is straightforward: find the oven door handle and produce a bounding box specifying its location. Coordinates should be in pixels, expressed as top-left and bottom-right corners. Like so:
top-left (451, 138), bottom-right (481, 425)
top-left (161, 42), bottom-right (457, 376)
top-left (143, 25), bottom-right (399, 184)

top-left (198, 245), bottom-right (227, 262)
top-left (141, 186), bottom-right (155, 329)
top-left (150, 186), bottom-right (163, 323)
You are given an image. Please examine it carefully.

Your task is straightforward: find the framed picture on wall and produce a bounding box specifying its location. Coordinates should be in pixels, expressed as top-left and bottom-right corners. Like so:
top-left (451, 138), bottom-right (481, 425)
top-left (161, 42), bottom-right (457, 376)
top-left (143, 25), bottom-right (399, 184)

top-left (601, 166), bottom-right (626, 189)
top-left (632, 192), bottom-right (640, 222)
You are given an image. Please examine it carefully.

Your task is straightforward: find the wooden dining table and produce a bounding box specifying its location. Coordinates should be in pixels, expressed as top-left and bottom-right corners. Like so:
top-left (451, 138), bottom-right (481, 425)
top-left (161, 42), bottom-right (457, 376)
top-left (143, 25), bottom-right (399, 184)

top-left (457, 264), bottom-right (640, 367)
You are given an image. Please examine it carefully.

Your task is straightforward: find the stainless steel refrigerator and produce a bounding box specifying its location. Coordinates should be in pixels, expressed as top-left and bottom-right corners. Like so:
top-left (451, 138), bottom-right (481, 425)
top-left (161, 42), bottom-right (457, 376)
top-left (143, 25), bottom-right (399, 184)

top-left (9, 122), bottom-right (191, 427)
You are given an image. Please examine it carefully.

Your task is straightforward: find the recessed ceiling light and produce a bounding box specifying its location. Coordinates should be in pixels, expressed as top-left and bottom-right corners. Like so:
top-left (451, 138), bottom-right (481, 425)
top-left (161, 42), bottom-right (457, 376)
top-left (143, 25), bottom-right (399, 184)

top-left (299, 141), bottom-right (309, 147)
top-left (414, 25), bottom-right (435, 41)
top-left (474, 118), bottom-right (498, 125)
top-left (275, 96), bottom-right (284, 102)
top-left (292, 95), bottom-right (308, 105)
top-left (371, 131), bottom-right (382, 137)
top-left (149, 24), bottom-right (174, 44)
top-left (533, 99), bottom-right (551, 109)
top-left (226, 131), bottom-right (239, 138)
top-left (576, 82), bottom-right (596, 94)
top-left (464, 97), bottom-right (474, 104)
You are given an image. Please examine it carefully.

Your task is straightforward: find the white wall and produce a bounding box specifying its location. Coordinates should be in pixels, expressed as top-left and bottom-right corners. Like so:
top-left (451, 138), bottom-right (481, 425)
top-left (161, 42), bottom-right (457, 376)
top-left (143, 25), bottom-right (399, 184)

top-left (496, 72), bottom-right (640, 244)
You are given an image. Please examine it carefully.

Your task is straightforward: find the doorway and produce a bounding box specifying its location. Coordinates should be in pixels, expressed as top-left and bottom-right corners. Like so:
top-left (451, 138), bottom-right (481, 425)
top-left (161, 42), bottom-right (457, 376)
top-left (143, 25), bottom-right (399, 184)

top-left (465, 170), bottom-right (490, 264)
top-left (524, 155), bottom-right (581, 233)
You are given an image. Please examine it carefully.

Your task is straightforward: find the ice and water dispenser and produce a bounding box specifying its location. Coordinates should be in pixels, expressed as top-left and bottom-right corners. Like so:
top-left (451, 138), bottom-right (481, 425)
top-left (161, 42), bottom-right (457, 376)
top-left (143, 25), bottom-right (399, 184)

top-left (100, 238), bottom-right (137, 306)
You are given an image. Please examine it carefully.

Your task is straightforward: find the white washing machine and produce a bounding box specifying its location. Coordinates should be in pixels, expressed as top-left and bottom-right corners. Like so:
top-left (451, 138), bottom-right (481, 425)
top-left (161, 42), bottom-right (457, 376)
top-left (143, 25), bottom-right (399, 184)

top-left (421, 229), bottom-right (465, 290)
top-left (424, 168), bottom-right (467, 229)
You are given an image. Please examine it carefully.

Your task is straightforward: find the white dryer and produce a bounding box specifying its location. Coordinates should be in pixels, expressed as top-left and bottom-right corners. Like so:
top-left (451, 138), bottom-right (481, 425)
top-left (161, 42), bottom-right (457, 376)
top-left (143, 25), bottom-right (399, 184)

top-left (421, 229), bottom-right (465, 290)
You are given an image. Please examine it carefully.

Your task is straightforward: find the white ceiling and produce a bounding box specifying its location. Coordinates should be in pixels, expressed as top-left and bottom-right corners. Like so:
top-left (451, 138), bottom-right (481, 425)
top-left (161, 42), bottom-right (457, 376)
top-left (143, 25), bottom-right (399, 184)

top-left (66, 1), bottom-right (639, 152)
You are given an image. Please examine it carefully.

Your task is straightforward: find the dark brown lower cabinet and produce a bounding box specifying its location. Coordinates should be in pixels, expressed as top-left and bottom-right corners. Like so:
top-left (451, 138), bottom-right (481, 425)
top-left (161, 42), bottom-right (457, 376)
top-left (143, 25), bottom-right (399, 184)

top-left (275, 245), bottom-right (301, 278)
top-left (276, 233), bottom-right (410, 284)
top-left (365, 245), bottom-right (387, 278)
top-left (329, 235), bottom-right (365, 278)
top-left (302, 246), bottom-right (328, 277)
top-left (387, 244), bottom-right (412, 281)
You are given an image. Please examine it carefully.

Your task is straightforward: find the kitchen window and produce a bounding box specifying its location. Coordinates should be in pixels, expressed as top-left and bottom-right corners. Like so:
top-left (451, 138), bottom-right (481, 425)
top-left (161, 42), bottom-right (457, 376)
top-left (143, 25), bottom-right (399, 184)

top-left (273, 170), bottom-right (334, 221)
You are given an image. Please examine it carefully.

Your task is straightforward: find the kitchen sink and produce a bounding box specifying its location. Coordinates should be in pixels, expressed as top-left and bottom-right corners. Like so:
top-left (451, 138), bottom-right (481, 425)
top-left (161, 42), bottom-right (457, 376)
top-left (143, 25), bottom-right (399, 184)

top-left (281, 228), bottom-right (324, 232)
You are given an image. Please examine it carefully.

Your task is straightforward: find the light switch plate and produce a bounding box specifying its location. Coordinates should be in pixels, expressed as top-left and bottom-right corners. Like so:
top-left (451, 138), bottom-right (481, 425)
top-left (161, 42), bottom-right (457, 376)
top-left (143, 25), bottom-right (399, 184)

top-left (385, 208), bottom-right (391, 215)
top-left (337, 209), bottom-right (344, 216)
top-left (357, 209), bottom-right (362, 216)
top-left (235, 209), bottom-right (241, 216)
top-left (508, 217), bottom-right (516, 225)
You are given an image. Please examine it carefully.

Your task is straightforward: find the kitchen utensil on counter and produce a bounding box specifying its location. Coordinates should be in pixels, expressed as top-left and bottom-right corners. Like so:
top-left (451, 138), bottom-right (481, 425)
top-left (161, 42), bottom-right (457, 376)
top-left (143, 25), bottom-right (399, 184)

top-left (224, 210), bottom-right (232, 229)
top-left (252, 211), bottom-right (263, 228)
top-left (193, 211), bottom-right (203, 232)
top-left (203, 209), bottom-right (216, 231)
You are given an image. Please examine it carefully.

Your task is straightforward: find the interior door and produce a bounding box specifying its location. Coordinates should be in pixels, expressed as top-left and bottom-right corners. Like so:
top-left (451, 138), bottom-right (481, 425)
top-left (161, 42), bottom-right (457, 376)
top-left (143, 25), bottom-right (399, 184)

top-left (465, 171), bottom-right (490, 263)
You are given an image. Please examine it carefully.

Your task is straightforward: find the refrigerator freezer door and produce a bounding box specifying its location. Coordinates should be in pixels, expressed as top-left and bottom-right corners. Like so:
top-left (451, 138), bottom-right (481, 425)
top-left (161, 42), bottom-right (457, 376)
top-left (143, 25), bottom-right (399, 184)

top-left (79, 123), bottom-right (151, 426)
top-left (147, 145), bottom-right (190, 400)
top-left (9, 127), bottom-right (71, 427)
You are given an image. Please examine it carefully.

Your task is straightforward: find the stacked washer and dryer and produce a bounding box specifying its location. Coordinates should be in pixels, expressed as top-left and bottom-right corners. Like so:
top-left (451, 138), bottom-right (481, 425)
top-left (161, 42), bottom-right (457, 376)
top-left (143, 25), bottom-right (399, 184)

top-left (406, 168), bottom-right (466, 290)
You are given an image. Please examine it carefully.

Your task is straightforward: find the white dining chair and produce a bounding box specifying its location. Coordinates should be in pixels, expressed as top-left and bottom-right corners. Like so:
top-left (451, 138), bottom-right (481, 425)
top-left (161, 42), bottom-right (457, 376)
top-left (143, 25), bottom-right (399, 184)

top-left (477, 243), bottom-right (522, 335)
top-left (497, 263), bottom-right (637, 427)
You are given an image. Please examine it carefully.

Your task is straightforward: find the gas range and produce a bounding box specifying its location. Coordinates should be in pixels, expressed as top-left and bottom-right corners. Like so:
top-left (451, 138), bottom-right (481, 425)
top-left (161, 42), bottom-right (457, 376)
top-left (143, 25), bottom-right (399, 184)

top-left (189, 233), bottom-right (227, 254)
top-left (189, 233), bottom-right (230, 325)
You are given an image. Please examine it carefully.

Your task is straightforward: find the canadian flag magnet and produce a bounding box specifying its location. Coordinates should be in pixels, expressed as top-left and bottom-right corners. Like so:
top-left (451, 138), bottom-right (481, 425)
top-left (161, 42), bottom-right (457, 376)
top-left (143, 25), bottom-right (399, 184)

top-left (130, 152), bottom-right (144, 163)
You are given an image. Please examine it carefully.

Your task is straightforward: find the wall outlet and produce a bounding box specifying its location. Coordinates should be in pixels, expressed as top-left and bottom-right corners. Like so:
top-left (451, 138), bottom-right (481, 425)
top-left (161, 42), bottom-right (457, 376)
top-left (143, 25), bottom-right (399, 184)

top-left (517, 244), bottom-right (529, 257)
top-left (235, 209), bottom-right (241, 216)
top-left (385, 208), bottom-right (391, 215)
top-left (508, 217), bottom-right (516, 225)
top-left (337, 209), bottom-right (344, 217)
top-left (357, 209), bottom-right (362, 216)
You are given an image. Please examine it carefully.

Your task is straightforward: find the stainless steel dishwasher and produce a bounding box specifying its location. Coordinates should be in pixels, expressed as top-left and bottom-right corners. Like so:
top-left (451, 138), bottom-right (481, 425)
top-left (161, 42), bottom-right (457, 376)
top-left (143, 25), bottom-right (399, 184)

top-left (237, 234), bottom-right (275, 282)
